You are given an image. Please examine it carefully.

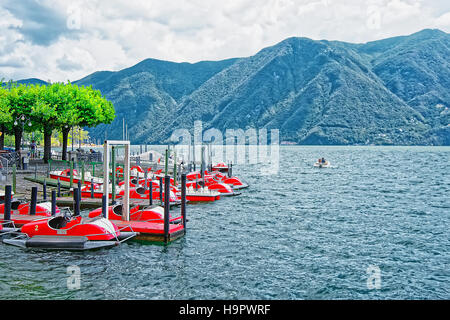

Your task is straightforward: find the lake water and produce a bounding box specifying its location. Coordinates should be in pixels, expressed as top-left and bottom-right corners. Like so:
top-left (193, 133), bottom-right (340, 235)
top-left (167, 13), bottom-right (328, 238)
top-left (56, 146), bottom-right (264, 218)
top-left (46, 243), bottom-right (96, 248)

top-left (1, 146), bottom-right (449, 299)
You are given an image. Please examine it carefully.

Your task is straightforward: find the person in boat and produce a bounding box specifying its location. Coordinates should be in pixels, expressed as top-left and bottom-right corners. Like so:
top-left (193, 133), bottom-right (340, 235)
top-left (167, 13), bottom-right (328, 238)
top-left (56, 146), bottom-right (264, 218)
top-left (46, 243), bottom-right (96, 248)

top-left (321, 157), bottom-right (326, 164)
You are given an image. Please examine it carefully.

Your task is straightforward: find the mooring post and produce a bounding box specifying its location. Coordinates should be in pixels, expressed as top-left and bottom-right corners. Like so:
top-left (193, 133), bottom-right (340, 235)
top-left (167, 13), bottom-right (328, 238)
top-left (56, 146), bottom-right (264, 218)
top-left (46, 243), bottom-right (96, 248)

top-left (102, 195), bottom-right (107, 218)
top-left (30, 186), bottom-right (37, 216)
top-left (69, 161), bottom-right (74, 189)
top-left (173, 152), bottom-right (177, 184)
top-left (4, 185), bottom-right (12, 224)
top-left (12, 164), bottom-right (16, 194)
top-left (77, 180), bottom-right (82, 206)
top-left (51, 190), bottom-right (56, 216)
top-left (57, 177), bottom-right (61, 197)
top-left (181, 173), bottom-right (187, 233)
top-left (165, 148), bottom-right (169, 176)
top-left (43, 179), bottom-right (47, 200)
top-left (73, 188), bottom-right (80, 216)
top-left (140, 145), bottom-right (142, 154)
top-left (90, 178), bottom-right (94, 199)
top-left (149, 181), bottom-right (153, 206)
top-left (159, 176), bottom-right (163, 204)
top-left (81, 162), bottom-right (85, 184)
top-left (164, 175), bottom-right (170, 244)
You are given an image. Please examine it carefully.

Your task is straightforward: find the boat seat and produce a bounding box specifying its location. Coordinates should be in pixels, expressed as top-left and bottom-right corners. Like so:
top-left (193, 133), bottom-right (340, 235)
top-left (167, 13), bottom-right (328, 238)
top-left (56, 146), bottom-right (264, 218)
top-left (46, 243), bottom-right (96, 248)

top-left (136, 187), bottom-right (145, 195)
top-left (48, 216), bottom-right (68, 229)
top-left (113, 205), bottom-right (123, 216)
top-left (11, 200), bottom-right (21, 210)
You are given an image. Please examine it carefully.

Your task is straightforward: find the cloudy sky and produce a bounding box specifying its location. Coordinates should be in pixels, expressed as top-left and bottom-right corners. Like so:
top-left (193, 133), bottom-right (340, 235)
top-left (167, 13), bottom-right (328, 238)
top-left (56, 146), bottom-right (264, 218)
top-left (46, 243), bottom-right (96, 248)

top-left (0, 0), bottom-right (449, 82)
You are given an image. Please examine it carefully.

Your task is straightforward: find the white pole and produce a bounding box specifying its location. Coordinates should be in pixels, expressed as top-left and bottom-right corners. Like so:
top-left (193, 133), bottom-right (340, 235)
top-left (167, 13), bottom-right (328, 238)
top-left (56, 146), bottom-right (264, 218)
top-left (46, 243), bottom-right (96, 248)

top-left (103, 141), bottom-right (110, 219)
top-left (123, 143), bottom-right (130, 221)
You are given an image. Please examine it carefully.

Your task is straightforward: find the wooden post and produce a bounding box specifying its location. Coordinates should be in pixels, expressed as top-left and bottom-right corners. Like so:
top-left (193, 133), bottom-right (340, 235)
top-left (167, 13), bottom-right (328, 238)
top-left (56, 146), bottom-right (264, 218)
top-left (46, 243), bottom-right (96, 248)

top-left (181, 173), bottom-right (186, 233)
top-left (43, 179), bottom-right (47, 200)
top-left (163, 175), bottom-right (170, 244)
top-left (51, 190), bottom-right (56, 216)
top-left (12, 164), bottom-right (16, 194)
top-left (4, 185), bottom-right (12, 224)
top-left (73, 188), bottom-right (80, 216)
top-left (30, 186), bottom-right (37, 216)
top-left (57, 177), bottom-right (61, 197)
top-left (102, 195), bottom-right (107, 218)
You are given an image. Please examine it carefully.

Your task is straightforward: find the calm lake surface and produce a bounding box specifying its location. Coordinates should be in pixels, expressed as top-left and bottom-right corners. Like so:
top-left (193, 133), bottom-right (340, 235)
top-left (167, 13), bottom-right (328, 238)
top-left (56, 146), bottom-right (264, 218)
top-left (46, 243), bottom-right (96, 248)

top-left (1, 146), bottom-right (449, 299)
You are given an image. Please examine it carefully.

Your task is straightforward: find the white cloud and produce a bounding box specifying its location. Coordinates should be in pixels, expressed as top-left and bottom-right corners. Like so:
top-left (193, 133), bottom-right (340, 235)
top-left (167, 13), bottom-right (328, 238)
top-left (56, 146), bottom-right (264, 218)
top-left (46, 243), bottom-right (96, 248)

top-left (0, 0), bottom-right (448, 82)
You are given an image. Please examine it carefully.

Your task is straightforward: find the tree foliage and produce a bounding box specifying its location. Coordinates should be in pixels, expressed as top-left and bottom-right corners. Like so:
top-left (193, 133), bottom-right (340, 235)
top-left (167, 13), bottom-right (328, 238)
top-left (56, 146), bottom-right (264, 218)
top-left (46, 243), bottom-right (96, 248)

top-left (0, 81), bottom-right (115, 161)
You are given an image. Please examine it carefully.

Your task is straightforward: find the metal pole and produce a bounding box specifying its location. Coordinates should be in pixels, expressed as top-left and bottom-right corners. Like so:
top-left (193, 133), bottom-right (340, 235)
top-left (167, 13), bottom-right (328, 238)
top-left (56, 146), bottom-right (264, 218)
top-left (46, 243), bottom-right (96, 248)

top-left (51, 190), bottom-right (56, 216)
top-left (144, 170), bottom-right (148, 191)
top-left (159, 176), bottom-right (163, 204)
top-left (102, 195), bottom-right (107, 218)
top-left (12, 164), bottom-right (16, 194)
top-left (149, 180), bottom-right (153, 206)
top-left (181, 173), bottom-right (186, 233)
top-left (91, 178), bottom-right (94, 199)
top-left (111, 146), bottom-right (116, 204)
top-left (43, 179), bottom-right (47, 200)
top-left (30, 186), bottom-right (37, 215)
top-left (103, 141), bottom-right (110, 220)
top-left (73, 188), bottom-right (80, 216)
top-left (173, 151), bottom-right (177, 184)
top-left (70, 160), bottom-right (74, 189)
top-left (81, 162), bottom-right (85, 184)
top-left (57, 177), bottom-right (61, 197)
top-left (165, 148), bottom-right (169, 176)
top-left (163, 175), bottom-right (170, 244)
top-left (4, 185), bottom-right (12, 224)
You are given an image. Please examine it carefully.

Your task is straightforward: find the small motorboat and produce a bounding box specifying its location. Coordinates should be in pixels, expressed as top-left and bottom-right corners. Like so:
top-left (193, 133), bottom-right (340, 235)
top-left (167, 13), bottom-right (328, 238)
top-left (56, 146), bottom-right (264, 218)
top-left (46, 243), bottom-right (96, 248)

top-left (314, 158), bottom-right (331, 168)
top-left (3, 213), bottom-right (137, 250)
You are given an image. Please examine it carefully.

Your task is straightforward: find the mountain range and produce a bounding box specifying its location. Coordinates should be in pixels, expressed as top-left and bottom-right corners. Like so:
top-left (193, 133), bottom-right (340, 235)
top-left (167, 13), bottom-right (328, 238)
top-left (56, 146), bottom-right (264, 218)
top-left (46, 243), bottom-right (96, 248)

top-left (18, 29), bottom-right (450, 145)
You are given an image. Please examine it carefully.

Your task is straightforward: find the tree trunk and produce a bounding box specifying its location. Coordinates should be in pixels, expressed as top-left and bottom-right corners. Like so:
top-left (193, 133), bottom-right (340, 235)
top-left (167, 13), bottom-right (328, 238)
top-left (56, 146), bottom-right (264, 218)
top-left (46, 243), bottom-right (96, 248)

top-left (61, 127), bottom-right (70, 160)
top-left (43, 128), bottom-right (52, 163)
top-left (0, 125), bottom-right (5, 150)
top-left (14, 127), bottom-right (22, 152)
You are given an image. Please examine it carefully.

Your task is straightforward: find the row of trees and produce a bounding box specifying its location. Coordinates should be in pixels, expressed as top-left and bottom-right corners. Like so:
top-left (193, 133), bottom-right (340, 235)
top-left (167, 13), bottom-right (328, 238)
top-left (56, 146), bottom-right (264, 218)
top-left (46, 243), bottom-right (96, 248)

top-left (0, 81), bottom-right (115, 162)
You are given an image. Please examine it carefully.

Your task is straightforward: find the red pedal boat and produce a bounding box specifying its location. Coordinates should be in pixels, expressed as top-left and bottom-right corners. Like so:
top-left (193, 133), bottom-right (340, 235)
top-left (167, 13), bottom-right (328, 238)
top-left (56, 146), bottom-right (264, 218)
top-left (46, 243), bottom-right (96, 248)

top-left (2, 214), bottom-right (137, 250)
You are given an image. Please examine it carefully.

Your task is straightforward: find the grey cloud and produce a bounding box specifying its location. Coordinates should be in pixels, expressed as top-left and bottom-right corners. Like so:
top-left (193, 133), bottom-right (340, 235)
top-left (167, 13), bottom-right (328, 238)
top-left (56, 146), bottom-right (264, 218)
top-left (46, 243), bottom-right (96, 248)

top-left (3, 0), bottom-right (82, 46)
top-left (56, 54), bottom-right (83, 71)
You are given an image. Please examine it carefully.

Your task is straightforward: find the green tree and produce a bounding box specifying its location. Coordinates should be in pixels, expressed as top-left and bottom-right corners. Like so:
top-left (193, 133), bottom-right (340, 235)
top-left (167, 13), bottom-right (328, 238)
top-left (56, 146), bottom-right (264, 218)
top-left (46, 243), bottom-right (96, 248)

top-left (0, 82), bottom-right (13, 149)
